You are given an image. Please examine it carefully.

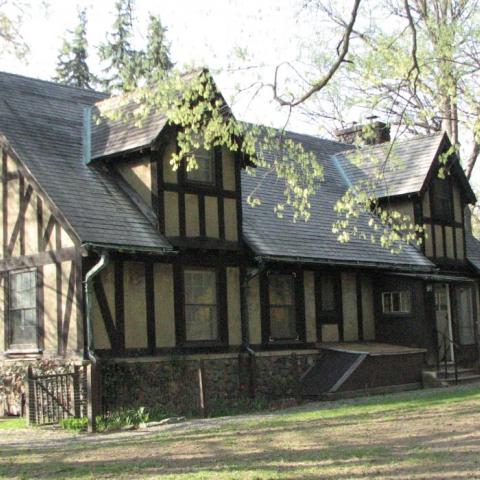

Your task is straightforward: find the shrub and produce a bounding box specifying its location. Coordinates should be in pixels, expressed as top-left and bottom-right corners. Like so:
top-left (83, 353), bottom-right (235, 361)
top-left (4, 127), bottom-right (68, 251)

top-left (97, 406), bottom-right (150, 432)
top-left (59, 417), bottom-right (88, 433)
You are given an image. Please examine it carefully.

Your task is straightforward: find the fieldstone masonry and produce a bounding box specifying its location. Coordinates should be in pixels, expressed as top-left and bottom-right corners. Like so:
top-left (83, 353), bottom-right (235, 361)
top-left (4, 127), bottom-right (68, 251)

top-left (101, 352), bottom-right (319, 415)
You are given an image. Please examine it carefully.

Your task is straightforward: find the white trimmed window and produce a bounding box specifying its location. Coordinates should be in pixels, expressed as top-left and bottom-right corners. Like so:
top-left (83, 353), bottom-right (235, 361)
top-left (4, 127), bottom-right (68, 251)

top-left (382, 290), bottom-right (411, 314)
top-left (184, 268), bottom-right (218, 341)
top-left (269, 274), bottom-right (297, 340)
top-left (8, 270), bottom-right (37, 349)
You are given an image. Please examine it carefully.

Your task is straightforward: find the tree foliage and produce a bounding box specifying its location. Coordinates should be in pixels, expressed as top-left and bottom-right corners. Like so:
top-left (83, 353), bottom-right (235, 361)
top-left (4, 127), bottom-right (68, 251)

top-left (54, 9), bottom-right (96, 89)
top-left (313, 0), bottom-right (480, 178)
top-left (0, 0), bottom-right (31, 59)
top-left (140, 14), bottom-right (174, 83)
top-left (98, 0), bottom-right (143, 93)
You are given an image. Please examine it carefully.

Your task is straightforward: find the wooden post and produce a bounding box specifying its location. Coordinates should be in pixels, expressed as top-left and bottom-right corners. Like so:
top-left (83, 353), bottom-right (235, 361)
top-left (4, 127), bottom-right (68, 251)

top-left (25, 365), bottom-right (35, 426)
top-left (86, 363), bottom-right (97, 433)
top-left (198, 361), bottom-right (205, 417)
top-left (73, 366), bottom-right (81, 418)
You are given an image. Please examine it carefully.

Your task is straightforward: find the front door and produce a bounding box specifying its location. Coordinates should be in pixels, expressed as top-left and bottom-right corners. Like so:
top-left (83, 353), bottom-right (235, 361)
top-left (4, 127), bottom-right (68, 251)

top-left (434, 284), bottom-right (455, 362)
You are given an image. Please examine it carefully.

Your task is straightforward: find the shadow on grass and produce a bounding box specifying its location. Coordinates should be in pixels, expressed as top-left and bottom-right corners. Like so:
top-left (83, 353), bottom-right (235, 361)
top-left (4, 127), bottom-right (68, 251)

top-left (1, 383), bottom-right (479, 479)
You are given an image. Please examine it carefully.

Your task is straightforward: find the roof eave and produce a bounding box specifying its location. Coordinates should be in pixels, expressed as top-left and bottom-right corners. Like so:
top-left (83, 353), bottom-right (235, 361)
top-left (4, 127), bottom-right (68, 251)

top-left (254, 254), bottom-right (437, 273)
top-left (82, 241), bottom-right (176, 256)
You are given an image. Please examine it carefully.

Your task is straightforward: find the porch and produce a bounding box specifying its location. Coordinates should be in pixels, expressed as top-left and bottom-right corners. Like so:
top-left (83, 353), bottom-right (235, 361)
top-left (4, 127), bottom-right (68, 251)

top-left (301, 342), bottom-right (427, 399)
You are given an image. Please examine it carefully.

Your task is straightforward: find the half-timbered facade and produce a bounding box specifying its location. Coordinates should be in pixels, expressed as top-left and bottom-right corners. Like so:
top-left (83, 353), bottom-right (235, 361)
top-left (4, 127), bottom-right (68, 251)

top-left (0, 72), bottom-right (479, 420)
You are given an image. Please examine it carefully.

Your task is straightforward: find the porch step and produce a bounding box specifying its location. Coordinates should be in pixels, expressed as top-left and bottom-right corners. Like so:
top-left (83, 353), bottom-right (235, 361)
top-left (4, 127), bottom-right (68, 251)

top-left (422, 368), bottom-right (480, 386)
top-left (443, 373), bottom-right (480, 385)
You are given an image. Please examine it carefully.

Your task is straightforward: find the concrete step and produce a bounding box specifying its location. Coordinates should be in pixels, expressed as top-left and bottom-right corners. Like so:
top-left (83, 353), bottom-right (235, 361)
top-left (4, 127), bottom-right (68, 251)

top-left (443, 373), bottom-right (480, 385)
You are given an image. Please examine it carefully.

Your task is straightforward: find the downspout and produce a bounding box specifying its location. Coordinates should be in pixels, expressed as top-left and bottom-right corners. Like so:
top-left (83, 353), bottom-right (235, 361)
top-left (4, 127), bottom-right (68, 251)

top-left (83, 251), bottom-right (109, 363)
top-left (240, 259), bottom-right (265, 398)
top-left (240, 259), bottom-right (265, 354)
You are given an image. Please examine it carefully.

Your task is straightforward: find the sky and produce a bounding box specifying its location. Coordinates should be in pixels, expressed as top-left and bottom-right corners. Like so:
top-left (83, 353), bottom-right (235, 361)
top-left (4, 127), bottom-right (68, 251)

top-left (1, 0), bottom-right (479, 183)
top-left (0, 0), bottom-right (326, 134)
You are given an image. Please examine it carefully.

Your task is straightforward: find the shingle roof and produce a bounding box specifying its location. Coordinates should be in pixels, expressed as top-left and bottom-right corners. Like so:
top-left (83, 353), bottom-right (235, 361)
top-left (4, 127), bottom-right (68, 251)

top-left (241, 131), bottom-right (435, 271)
top-left (0, 71), bottom-right (172, 252)
top-left (91, 95), bottom-right (167, 160)
top-left (1, 71), bottom-right (478, 270)
top-left (466, 232), bottom-right (480, 272)
top-left (334, 133), bottom-right (445, 198)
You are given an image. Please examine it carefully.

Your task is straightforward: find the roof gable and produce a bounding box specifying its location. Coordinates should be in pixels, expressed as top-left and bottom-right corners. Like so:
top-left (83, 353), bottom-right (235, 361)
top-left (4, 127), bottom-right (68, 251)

top-left (0, 71), bottom-right (172, 253)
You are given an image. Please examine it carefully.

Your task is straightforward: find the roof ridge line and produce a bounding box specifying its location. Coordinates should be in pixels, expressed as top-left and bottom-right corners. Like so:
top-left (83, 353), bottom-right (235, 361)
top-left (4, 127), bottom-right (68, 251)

top-left (0, 69), bottom-right (107, 97)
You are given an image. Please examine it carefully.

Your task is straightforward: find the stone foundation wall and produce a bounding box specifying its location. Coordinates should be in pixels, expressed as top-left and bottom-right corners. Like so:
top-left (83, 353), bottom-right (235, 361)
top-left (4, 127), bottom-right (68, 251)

top-left (254, 353), bottom-right (318, 399)
top-left (101, 352), bottom-right (319, 415)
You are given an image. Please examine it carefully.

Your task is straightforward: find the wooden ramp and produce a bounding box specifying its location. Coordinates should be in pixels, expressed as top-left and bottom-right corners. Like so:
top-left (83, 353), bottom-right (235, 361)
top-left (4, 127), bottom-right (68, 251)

top-left (301, 343), bottom-right (426, 399)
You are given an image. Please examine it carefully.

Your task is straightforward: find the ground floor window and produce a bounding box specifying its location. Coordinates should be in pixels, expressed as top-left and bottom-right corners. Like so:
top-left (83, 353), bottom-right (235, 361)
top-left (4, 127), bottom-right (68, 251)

top-left (382, 290), bottom-right (411, 314)
top-left (184, 268), bottom-right (218, 342)
top-left (8, 269), bottom-right (38, 350)
top-left (455, 285), bottom-right (476, 345)
top-left (268, 273), bottom-right (297, 341)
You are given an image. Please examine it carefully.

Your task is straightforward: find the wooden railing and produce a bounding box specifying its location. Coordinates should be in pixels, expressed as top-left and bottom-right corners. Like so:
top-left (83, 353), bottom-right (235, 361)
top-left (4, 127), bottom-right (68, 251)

top-left (26, 366), bottom-right (86, 425)
top-left (434, 329), bottom-right (459, 385)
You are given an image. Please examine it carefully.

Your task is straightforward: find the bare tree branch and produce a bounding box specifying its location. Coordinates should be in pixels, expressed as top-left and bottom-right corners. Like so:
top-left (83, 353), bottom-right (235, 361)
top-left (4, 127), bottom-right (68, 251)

top-left (270, 0), bottom-right (361, 108)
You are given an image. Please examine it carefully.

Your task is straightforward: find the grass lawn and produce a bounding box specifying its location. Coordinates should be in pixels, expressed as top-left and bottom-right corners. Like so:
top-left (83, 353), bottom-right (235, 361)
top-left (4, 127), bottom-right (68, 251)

top-left (0, 417), bottom-right (26, 430)
top-left (1, 384), bottom-right (480, 479)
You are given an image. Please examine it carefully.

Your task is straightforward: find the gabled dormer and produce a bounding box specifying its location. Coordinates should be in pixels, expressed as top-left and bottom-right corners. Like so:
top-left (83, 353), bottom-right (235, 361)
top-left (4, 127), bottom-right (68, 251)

top-left (152, 130), bottom-right (243, 250)
top-left (419, 149), bottom-right (476, 266)
top-left (96, 132), bottom-right (244, 252)
top-left (89, 72), bottom-right (245, 253)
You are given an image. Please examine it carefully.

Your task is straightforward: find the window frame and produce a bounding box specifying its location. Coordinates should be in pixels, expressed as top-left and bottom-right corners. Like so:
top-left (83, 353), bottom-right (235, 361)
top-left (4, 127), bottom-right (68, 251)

top-left (267, 273), bottom-right (298, 342)
top-left (185, 144), bottom-right (216, 187)
top-left (181, 266), bottom-right (222, 346)
top-left (6, 268), bottom-right (39, 352)
top-left (430, 177), bottom-right (454, 224)
top-left (381, 290), bottom-right (411, 315)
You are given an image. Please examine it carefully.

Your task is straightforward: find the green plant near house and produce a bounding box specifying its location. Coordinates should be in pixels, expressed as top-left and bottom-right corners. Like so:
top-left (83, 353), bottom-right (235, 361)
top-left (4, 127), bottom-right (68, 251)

top-left (59, 416), bottom-right (88, 433)
top-left (96, 406), bottom-right (150, 432)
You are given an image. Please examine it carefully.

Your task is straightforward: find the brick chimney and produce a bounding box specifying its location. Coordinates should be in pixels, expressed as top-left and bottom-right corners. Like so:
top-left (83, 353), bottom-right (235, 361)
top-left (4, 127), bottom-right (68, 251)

top-left (334, 117), bottom-right (390, 145)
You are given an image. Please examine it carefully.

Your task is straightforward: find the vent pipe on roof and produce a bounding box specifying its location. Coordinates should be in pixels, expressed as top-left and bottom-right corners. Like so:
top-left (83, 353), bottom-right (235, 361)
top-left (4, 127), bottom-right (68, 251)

top-left (82, 106), bottom-right (92, 164)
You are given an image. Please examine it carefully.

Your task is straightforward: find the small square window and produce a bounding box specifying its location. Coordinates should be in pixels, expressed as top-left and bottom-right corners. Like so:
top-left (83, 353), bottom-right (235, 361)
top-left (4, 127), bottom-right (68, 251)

top-left (382, 290), bottom-right (411, 314)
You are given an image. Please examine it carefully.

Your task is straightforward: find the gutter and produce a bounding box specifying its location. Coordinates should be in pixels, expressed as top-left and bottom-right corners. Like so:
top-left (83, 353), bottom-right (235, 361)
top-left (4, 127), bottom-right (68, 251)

top-left (82, 242), bottom-right (175, 256)
top-left (83, 251), bottom-right (109, 363)
top-left (255, 255), bottom-right (437, 274)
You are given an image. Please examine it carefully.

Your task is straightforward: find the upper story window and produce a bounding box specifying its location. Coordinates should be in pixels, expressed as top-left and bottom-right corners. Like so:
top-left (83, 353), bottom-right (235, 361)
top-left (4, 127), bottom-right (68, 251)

top-left (184, 268), bottom-right (218, 342)
top-left (8, 270), bottom-right (38, 350)
top-left (268, 274), bottom-right (297, 341)
top-left (382, 290), bottom-right (411, 314)
top-left (431, 177), bottom-right (453, 223)
top-left (186, 145), bottom-right (215, 185)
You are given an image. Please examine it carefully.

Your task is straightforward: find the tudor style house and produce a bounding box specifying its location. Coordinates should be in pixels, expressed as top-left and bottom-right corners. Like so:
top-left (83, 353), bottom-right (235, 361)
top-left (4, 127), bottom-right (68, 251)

top-left (0, 71), bottom-right (479, 421)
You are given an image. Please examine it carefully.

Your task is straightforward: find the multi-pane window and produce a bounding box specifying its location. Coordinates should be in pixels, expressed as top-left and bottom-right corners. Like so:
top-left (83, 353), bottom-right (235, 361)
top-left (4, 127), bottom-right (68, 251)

top-left (186, 146), bottom-right (215, 185)
top-left (8, 270), bottom-right (37, 349)
top-left (382, 290), bottom-right (411, 314)
top-left (268, 274), bottom-right (297, 340)
top-left (431, 177), bottom-right (453, 223)
top-left (184, 268), bottom-right (218, 341)
top-left (316, 274), bottom-right (341, 325)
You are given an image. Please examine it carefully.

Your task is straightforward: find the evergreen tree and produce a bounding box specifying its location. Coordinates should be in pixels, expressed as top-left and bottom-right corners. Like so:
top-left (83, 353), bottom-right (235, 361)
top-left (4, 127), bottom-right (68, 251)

top-left (54, 9), bottom-right (95, 89)
top-left (141, 14), bottom-right (174, 83)
top-left (98, 0), bottom-right (142, 93)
